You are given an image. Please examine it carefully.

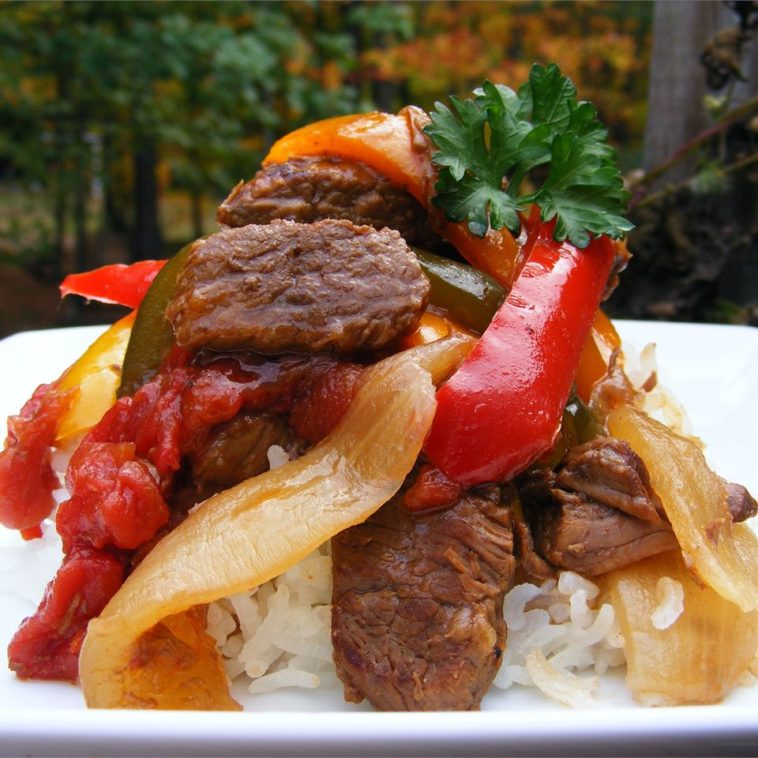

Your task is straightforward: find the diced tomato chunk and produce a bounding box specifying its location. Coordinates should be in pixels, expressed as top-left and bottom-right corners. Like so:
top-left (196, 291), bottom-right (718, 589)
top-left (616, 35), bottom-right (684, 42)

top-left (289, 363), bottom-right (363, 444)
top-left (0, 383), bottom-right (73, 532)
top-left (20, 524), bottom-right (44, 541)
top-left (403, 464), bottom-right (463, 513)
top-left (7, 351), bottom-right (352, 683)
top-left (58, 442), bottom-right (169, 552)
top-left (8, 547), bottom-right (124, 682)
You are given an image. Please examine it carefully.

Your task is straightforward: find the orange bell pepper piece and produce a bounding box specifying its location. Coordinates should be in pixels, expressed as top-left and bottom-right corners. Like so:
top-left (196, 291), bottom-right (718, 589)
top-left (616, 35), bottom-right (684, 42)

top-left (264, 108), bottom-right (522, 287)
top-left (575, 308), bottom-right (622, 404)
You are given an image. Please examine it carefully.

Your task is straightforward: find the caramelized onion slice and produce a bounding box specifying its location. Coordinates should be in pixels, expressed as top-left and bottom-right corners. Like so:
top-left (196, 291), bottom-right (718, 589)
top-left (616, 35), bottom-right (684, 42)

top-left (604, 549), bottom-right (758, 705)
top-left (79, 335), bottom-right (472, 709)
top-left (607, 404), bottom-right (758, 612)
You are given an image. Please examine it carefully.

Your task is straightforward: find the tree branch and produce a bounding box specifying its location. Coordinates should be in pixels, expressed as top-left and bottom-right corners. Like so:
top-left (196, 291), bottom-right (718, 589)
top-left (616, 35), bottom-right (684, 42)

top-left (633, 150), bottom-right (758, 210)
top-left (630, 95), bottom-right (758, 208)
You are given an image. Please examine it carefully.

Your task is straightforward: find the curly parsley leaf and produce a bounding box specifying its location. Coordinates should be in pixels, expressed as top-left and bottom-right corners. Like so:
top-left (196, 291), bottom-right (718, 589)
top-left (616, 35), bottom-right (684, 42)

top-left (424, 63), bottom-right (634, 247)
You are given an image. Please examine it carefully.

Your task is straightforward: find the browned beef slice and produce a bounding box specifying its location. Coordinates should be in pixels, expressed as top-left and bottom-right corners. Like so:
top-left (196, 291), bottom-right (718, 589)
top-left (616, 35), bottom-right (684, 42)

top-left (189, 412), bottom-right (301, 501)
top-left (501, 485), bottom-right (554, 582)
top-left (165, 219), bottom-right (430, 354)
top-left (217, 157), bottom-right (439, 247)
top-left (331, 492), bottom-right (516, 711)
top-left (725, 481), bottom-right (758, 523)
top-left (527, 490), bottom-right (678, 576)
top-left (556, 437), bottom-right (664, 522)
top-left (519, 436), bottom-right (677, 575)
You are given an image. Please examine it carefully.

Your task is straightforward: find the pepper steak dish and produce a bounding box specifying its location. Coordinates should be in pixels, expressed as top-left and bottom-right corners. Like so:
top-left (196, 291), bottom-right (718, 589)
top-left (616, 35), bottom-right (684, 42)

top-left (1, 64), bottom-right (757, 711)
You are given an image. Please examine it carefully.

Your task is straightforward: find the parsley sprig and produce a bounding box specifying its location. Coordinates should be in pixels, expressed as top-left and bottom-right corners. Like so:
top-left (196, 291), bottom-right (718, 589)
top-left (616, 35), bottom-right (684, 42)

top-left (424, 63), bottom-right (634, 248)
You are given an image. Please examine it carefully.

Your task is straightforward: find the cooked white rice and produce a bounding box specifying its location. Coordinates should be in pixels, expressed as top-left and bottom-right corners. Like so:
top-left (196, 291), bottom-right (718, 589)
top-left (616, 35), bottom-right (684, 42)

top-left (207, 543), bottom-right (340, 695)
top-left (624, 340), bottom-right (692, 437)
top-left (207, 561), bottom-right (627, 707)
top-left (1, 339), bottom-right (716, 708)
top-left (492, 572), bottom-right (625, 706)
top-left (650, 576), bottom-right (684, 630)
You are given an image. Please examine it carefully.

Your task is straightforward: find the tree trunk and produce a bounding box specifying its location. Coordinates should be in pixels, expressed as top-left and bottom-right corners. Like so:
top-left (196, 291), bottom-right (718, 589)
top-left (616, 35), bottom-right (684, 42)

top-left (190, 191), bottom-right (204, 241)
top-left (643, 1), bottom-right (755, 182)
top-left (73, 159), bottom-right (88, 273)
top-left (53, 67), bottom-right (70, 280)
top-left (641, 0), bottom-right (758, 317)
top-left (131, 142), bottom-right (162, 261)
top-left (644, 1), bottom-right (712, 181)
top-left (52, 176), bottom-right (67, 281)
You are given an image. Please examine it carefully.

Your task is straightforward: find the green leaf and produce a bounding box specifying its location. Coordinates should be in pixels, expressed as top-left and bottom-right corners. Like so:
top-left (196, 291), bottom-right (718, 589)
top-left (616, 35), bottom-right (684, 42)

top-left (424, 63), bottom-right (633, 247)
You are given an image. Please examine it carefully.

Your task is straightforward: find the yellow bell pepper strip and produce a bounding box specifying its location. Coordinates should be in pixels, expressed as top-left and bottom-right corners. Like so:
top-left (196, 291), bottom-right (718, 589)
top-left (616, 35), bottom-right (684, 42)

top-left (79, 333), bottom-right (474, 709)
top-left (60, 260), bottom-right (167, 309)
top-left (55, 311), bottom-right (135, 444)
top-left (263, 108), bottom-right (522, 287)
top-left (603, 548), bottom-right (758, 705)
top-left (423, 221), bottom-right (616, 487)
top-left (607, 403), bottom-right (758, 612)
top-left (575, 308), bottom-right (622, 405)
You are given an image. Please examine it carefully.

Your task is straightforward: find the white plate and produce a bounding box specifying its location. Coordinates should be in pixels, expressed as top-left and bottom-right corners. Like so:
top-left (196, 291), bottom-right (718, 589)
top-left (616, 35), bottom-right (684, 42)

top-left (0, 321), bottom-right (757, 756)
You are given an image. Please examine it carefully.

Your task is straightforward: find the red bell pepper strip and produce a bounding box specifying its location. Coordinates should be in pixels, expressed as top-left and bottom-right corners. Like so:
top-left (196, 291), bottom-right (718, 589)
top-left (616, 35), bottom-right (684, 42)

top-left (59, 260), bottom-right (167, 309)
top-left (423, 221), bottom-right (615, 487)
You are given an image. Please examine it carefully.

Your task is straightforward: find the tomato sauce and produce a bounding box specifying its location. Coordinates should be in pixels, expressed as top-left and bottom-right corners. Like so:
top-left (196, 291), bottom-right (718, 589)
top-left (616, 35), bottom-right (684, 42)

top-left (5, 350), bottom-right (359, 681)
top-left (0, 383), bottom-right (74, 533)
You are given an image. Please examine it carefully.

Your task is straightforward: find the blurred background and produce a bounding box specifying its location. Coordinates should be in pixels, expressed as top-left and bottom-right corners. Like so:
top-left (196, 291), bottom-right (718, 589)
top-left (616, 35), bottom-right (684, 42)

top-left (0, 0), bottom-right (755, 338)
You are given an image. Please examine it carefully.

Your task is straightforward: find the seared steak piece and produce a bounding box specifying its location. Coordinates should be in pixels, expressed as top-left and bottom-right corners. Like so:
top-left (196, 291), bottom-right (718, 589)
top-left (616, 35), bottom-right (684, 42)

top-left (520, 438), bottom-right (757, 576)
top-left (555, 437), bottom-right (664, 522)
top-left (509, 497), bottom-right (555, 582)
top-left (527, 491), bottom-right (678, 576)
top-left (331, 490), bottom-right (516, 711)
top-left (165, 219), bottom-right (429, 354)
top-left (725, 481), bottom-right (758, 523)
top-left (217, 157), bottom-right (439, 247)
top-left (520, 436), bottom-right (677, 575)
top-left (189, 412), bottom-right (300, 501)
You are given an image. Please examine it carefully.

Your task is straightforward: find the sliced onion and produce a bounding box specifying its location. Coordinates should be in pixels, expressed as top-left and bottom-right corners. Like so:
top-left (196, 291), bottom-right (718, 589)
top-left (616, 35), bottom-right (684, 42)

top-left (604, 550), bottom-right (758, 705)
top-left (607, 404), bottom-right (758, 612)
top-left (79, 334), bottom-right (473, 709)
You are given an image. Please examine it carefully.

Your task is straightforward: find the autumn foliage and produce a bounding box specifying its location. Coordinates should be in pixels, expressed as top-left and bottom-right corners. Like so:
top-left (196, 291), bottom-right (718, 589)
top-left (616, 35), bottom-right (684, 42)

top-left (0, 1), bottom-right (651, 296)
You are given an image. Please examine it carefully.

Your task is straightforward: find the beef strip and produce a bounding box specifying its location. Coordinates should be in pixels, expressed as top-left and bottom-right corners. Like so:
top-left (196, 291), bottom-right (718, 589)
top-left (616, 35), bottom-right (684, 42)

top-left (527, 490), bottom-right (679, 576)
top-left (521, 435), bottom-right (758, 576)
top-left (189, 412), bottom-right (302, 501)
top-left (510, 504), bottom-right (555, 582)
top-left (555, 437), bottom-right (664, 522)
top-left (725, 481), bottom-right (758, 523)
top-left (217, 156), bottom-right (440, 248)
top-left (331, 489), bottom-right (515, 711)
top-left (165, 219), bottom-right (430, 355)
top-left (519, 436), bottom-right (677, 575)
